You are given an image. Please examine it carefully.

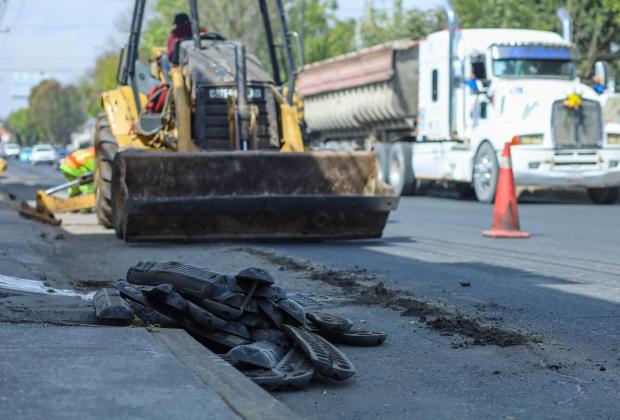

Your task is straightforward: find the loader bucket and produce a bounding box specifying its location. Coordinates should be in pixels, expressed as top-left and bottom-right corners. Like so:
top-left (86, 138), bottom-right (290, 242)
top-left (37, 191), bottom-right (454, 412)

top-left (111, 151), bottom-right (399, 242)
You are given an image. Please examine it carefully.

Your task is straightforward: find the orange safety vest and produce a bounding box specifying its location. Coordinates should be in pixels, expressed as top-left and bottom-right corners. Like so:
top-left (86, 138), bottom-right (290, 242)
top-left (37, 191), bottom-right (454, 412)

top-left (62, 147), bottom-right (95, 171)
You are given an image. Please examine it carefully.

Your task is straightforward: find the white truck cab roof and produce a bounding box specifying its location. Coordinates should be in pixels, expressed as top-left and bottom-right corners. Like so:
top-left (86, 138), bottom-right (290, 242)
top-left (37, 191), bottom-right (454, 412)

top-left (425, 28), bottom-right (570, 52)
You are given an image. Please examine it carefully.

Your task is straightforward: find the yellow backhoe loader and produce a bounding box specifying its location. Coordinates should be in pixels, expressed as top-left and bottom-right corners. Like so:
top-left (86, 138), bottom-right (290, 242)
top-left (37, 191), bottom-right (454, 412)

top-left (94, 0), bottom-right (398, 242)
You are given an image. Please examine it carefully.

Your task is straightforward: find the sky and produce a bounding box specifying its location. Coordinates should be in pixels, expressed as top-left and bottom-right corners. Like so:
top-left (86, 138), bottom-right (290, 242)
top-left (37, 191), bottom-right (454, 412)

top-left (0, 0), bottom-right (443, 119)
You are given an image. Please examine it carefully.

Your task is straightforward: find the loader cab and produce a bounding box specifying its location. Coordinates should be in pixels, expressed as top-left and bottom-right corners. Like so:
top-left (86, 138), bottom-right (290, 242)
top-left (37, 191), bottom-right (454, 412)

top-left (170, 32), bottom-right (226, 65)
top-left (111, 0), bottom-right (304, 154)
top-left (174, 37), bottom-right (281, 150)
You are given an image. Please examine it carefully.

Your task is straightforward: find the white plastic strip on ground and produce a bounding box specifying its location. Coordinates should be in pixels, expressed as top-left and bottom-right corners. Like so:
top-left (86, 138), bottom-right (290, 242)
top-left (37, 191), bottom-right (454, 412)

top-left (0, 274), bottom-right (94, 301)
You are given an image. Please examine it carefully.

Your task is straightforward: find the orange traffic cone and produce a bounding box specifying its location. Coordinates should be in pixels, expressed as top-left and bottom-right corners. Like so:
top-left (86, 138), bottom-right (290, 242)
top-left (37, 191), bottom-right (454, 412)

top-left (482, 142), bottom-right (530, 238)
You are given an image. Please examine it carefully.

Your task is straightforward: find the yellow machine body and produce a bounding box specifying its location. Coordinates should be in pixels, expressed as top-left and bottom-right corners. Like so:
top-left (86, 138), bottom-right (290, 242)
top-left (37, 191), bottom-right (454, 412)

top-left (94, 0), bottom-right (398, 241)
top-left (19, 191), bottom-right (96, 226)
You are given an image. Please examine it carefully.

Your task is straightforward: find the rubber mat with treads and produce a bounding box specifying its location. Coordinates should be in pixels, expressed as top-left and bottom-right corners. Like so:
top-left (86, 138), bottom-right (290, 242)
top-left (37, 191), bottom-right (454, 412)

top-left (307, 312), bottom-right (353, 334)
top-left (283, 325), bottom-right (355, 381)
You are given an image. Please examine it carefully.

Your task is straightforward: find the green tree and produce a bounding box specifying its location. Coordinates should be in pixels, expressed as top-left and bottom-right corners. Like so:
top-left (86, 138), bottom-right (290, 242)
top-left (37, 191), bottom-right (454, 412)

top-left (286, 0), bottom-right (355, 64)
top-left (140, 0), bottom-right (273, 66)
top-left (139, 0), bottom-right (355, 72)
top-left (358, 1), bottom-right (446, 47)
top-left (28, 80), bottom-right (86, 145)
top-left (452, 0), bottom-right (620, 78)
top-left (81, 51), bottom-right (120, 117)
top-left (140, 0), bottom-right (185, 60)
top-left (452, 0), bottom-right (556, 30)
top-left (5, 108), bottom-right (42, 146)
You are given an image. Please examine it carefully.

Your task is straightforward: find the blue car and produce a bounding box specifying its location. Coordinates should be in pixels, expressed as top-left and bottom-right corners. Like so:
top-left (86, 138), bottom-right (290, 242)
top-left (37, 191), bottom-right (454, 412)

top-left (19, 147), bottom-right (32, 163)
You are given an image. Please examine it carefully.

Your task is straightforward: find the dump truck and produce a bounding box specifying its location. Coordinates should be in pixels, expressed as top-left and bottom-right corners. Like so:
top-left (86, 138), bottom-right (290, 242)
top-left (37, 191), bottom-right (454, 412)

top-left (297, 4), bottom-right (620, 204)
top-left (90, 0), bottom-right (397, 242)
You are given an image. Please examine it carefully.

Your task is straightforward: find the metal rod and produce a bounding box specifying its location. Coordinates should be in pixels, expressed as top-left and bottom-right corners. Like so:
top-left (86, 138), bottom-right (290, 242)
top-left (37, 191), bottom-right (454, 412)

top-left (189, 0), bottom-right (201, 50)
top-left (274, 0), bottom-right (297, 104)
top-left (235, 43), bottom-right (251, 150)
top-left (258, 0), bottom-right (282, 86)
top-left (125, 0), bottom-right (146, 112)
top-left (45, 172), bottom-right (94, 195)
top-left (236, 44), bottom-right (248, 111)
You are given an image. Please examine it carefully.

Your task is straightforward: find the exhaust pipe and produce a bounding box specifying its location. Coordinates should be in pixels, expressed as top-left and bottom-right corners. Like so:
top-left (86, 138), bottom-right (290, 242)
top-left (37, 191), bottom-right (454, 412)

top-left (444, 0), bottom-right (458, 138)
top-left (443, 1), bottom-right (458, 139)
top-left (556, 8), bottom-right (571, 44)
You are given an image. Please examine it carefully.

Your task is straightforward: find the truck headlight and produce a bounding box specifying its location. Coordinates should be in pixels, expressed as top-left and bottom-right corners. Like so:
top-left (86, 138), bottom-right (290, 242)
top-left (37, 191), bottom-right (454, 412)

top-left (607, 133), bottom-right (620, 145)
top-left (513, 134), bottom-right (543, 145)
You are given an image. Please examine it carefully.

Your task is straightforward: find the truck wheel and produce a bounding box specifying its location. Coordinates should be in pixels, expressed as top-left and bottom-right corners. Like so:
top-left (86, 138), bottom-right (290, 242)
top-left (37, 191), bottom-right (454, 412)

top-left (388, 142), bottom-right (419, 196)
top-left (473, 142), bottom-right (499, 203)
top-left (587, 187), bottom-right (619, 204)
top-left (373, 143), bottom-right (390, 184)
top-left (94, 114), bottom-right (118, 228)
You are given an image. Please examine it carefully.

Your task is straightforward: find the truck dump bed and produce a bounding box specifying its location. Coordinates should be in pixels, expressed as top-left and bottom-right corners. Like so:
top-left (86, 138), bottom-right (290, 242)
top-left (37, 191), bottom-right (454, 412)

top-left (297, 41), bottom-right (420, 141)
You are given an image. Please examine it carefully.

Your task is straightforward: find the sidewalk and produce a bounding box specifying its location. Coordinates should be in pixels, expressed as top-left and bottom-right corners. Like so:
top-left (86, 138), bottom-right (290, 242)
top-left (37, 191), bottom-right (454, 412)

top-left (0, 319), bottom-right (297, 420)
top-left (0, 186), bottom-right (299, 420)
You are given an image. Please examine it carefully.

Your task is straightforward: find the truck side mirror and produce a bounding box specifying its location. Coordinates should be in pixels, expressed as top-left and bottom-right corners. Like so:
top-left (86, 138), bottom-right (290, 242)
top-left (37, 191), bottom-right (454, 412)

top-left (594, 61), bottom-right (609, 88)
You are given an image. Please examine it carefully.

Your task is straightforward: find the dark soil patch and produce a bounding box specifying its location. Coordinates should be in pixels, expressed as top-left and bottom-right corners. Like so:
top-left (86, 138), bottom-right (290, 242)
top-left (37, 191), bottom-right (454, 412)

top-left (241, 247), bottom-right (532, 347)
top-left (355, 282), bottom-right (445, 318)
top-left (309, 269), bottom-right (363, 288)
top-left (427, 317), bottom-right (528, 347)
top-left (238, 247), bottom-right (371, 289)
top-left (239, 247), bottom-right (310, 272)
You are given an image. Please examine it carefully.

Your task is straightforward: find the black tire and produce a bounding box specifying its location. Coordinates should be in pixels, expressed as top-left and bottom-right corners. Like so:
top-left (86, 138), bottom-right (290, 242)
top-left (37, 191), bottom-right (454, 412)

top-left (587, 187), bottom-right (619, 204)
top-left (111, 155), bottom-right (125, 239)
top-left (473, 141), bottom-right (499, 203)
top-left (373, 142), bottom-right (390, 184)
top-left (388, 142), bottom-right (423, 196)
top-left (94, 113), bottom-right (118, 228)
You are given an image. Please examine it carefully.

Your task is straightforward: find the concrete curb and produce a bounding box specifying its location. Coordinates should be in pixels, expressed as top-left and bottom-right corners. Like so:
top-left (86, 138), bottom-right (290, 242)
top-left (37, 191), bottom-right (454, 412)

top-left (153, 329), bottom-right (301, 420)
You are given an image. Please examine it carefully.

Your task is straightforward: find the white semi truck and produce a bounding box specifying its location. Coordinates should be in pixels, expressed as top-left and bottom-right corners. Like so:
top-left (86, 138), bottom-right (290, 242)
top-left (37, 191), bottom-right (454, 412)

top-left (297, 5), bottom-right (620, 204)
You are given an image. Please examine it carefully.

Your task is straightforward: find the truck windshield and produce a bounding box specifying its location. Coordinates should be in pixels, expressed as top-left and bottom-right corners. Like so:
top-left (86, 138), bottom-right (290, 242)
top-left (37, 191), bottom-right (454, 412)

top-left (491, 45), bottom-right (575, 78)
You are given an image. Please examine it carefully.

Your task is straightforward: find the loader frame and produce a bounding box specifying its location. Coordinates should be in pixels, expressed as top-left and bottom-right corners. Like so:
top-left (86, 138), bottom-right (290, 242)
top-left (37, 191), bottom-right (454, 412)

top-left (96, 0), bottom-right (398, 242)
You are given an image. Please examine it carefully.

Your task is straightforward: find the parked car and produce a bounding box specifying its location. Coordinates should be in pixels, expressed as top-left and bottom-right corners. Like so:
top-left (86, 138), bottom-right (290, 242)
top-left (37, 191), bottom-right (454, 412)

top-left (3, 143), bottom-right (21, 159)
top-left (19, 147), bottom-right (32, 163)
top-left (31, 144), bottom-right (57, 165)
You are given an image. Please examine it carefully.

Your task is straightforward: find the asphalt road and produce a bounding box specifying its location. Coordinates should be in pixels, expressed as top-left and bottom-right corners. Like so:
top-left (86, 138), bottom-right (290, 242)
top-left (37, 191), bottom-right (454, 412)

top-left (0, 158), bottom-right (65, 199)
top-left (1, 160), bottom-right (619, 419)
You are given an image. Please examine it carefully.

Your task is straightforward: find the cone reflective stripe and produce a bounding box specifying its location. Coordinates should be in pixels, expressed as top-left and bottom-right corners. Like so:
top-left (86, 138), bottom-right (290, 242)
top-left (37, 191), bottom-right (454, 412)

top-left (482, 142), bottom-right (530, 238)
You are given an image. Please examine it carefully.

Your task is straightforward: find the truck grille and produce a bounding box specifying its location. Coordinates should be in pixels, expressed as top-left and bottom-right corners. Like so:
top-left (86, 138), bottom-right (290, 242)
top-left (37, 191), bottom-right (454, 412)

top-left (551, 99), bottom-right (602, 149)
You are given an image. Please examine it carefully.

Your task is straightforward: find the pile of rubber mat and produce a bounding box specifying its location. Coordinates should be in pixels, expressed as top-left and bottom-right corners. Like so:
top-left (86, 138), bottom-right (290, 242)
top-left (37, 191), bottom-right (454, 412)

top-left (92, 261), bottom-right (387, 390)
